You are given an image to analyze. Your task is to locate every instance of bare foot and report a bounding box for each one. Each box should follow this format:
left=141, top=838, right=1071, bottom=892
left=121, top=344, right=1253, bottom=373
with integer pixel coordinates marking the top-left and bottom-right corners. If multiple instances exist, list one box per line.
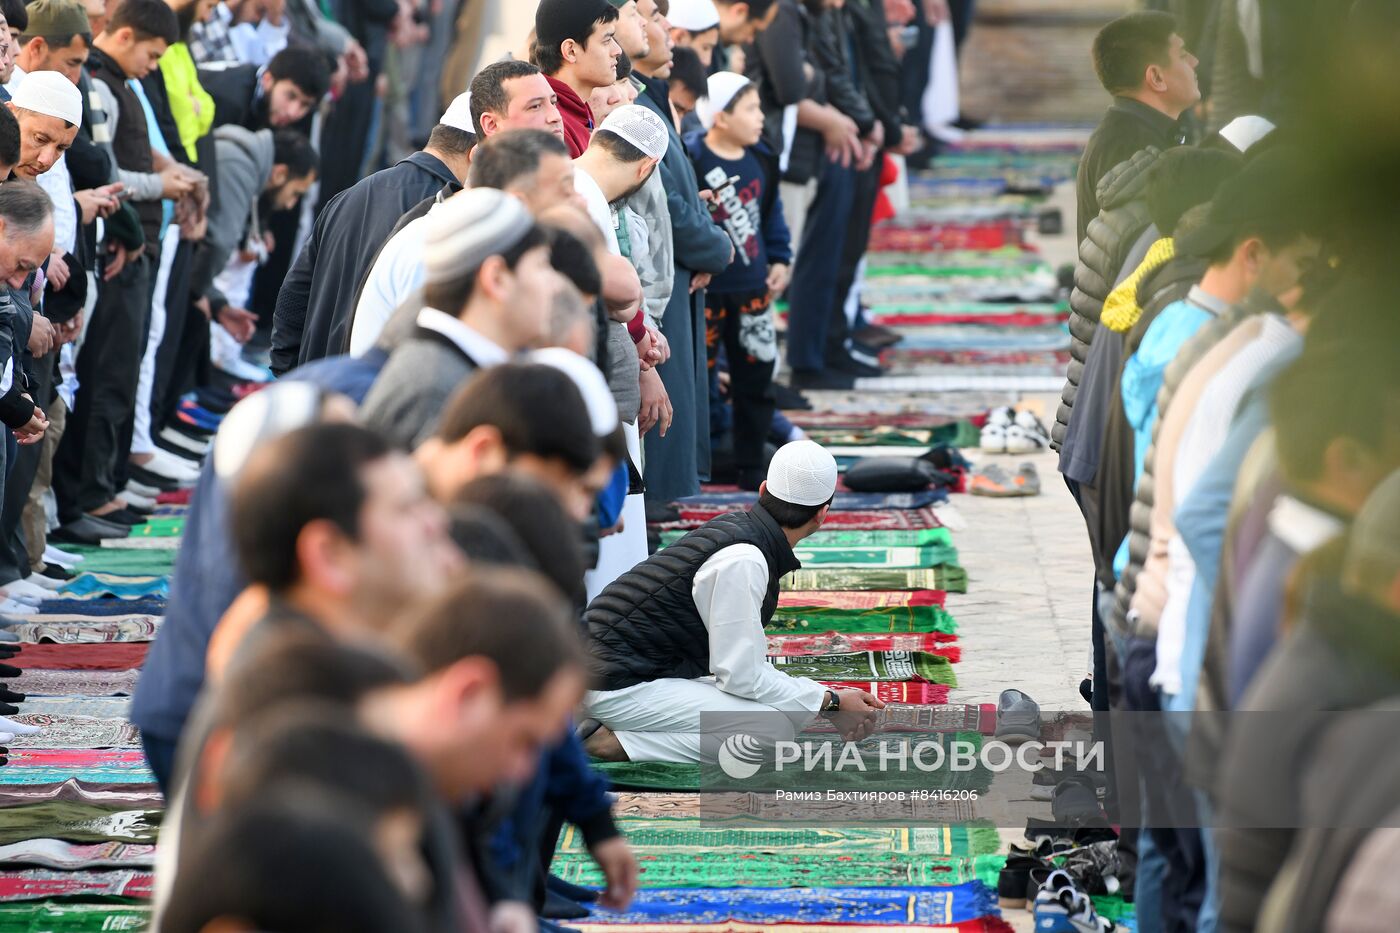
left=89, top=500, right=125, bottom=517
left=583, top=725, right=629, bottom=762
left=129, top=452, right=154, bottom=468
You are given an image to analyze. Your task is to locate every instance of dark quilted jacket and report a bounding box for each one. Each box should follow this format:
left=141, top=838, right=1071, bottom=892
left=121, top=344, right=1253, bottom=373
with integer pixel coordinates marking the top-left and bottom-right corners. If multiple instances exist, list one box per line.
left=585, top=504, right=800, bottom=691
left=1052, top=146, right=1162, bottom=450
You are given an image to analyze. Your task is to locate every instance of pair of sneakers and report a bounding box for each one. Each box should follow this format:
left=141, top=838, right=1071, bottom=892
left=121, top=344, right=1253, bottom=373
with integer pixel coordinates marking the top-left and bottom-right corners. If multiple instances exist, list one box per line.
left=1031, top=868, right=1116, bottom=932
left=981, top=406, right=1051, bottom=454
left=969, top=462, right=1041, bottom=497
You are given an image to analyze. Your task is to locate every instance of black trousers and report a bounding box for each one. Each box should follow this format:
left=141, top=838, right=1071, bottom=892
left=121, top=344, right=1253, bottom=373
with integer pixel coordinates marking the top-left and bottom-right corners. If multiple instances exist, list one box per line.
left=316, top=77, right=378, bottom=212
left=151, top=240, right=206, bottom=435
left=705, top=288, right=777, bottom=473
left=54, top=255, right=151, bottom=522
left=824, top=160, right=882, bottom=364
left=0, top=358, right=55, bottom=584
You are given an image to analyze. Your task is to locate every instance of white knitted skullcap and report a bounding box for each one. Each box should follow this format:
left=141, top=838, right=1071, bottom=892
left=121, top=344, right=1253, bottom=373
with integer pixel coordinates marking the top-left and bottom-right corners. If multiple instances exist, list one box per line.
left=10, top=71, right=82, bottom=128
left=439, top=91, right=474, bottom=133
left=528, top=347, right=619, bottom=436
left=696, top=71, right=752, bottom=130
left=213, top=382, right=326, bottom=480
left=766, top=440, right=837, bottom=507
left=667, top=0, right=719, bottom=31
left=596, top=104, right=669, bottom=160
left=1217, top=115, right=1275, bottom=153
left=421, top=188, right=535, bottom=285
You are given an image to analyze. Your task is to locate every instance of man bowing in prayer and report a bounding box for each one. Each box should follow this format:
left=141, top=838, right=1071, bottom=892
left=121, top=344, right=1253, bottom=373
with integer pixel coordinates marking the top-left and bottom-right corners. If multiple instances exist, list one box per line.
left=581, top=441, right=884, bottom=763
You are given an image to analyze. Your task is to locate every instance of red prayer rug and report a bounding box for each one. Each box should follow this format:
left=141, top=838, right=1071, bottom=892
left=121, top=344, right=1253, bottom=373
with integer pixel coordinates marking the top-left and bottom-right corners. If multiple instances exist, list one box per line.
left=11, top=644, right=150, bottom=671
left=778, top=590, right=946, bottom=609
left=768, top=634, right=960, bottom=660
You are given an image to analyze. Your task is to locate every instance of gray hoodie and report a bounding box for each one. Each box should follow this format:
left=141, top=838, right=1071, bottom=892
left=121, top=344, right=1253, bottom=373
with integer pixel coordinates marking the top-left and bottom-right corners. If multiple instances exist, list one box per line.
left=194, top=124, right=274, bottom=310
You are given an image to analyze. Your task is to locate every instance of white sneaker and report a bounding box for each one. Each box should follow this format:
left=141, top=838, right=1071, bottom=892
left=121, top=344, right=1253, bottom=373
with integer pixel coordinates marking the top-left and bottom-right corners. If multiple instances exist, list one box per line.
left=1006, top=411, right=1050, bottom=454
left=140, top=451, right=200, bottom=485
left=43, top=544, right=83, bottom=569
left=159, top=427, right=211, bottom=456
left=980, top=422, right=1007, bottom=453
left=19, top=574, right=65, bottom=592
left=0, top=599, right=36, bottom=616
left=0, top=716, right=39, bottom=735
left=3, top=581, right=50, bottom=604
left=0, top=733, right=14, bottom=745
left=122, top=491, right=157, bottom=510
left=125, top=480, right=164, bottom=500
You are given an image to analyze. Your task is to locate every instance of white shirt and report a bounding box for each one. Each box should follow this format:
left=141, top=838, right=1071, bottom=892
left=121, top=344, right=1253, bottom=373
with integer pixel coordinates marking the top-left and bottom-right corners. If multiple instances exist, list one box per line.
left=692, top=544, right=828, bottom=713
left=573, top=168, right=620, bottom=255
left=350, top=208, right=437, bottom=356
left=415, top=306, right=509, bottom=367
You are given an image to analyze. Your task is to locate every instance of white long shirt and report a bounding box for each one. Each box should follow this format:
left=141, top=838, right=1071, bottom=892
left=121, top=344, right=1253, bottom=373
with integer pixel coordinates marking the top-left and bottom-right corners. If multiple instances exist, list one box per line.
left=692, top=544, right=827, bottom=712
left=350, top=209, right=435, bottom=356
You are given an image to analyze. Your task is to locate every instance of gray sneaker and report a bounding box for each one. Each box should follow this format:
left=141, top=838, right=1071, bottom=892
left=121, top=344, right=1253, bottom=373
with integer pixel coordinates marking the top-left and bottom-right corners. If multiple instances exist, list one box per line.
left=995, top=688, right=1042, bottom=743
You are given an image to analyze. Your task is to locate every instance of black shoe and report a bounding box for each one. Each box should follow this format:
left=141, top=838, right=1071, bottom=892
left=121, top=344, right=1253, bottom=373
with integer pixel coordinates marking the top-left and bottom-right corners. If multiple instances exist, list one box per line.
left=0, top=664, right=20, bottom=678
left=37, top=564, right=74, bottom=582
left=546, top=874, right=599, bottom=905
left=789, top=369, right=855, bottom=391
left=852, top=324, right=903, bottom=350
left=541, top=889, right=589, bottom=920
left=96, top=509, right=147, bottom=527
left=998, top=852, right=1049, bottom=909
left=829, top=353, right=885, bottom=379
left=52, top=515, right=129, bottom=545
left=127, top=464, right=180, bottom=493
left=952, top=114, right=985, bottom=131
left=771, top=383, right=812, bottom=411
left=0, top=688, right=24, bottom=703
left=0, top=703, right=15, bottom=715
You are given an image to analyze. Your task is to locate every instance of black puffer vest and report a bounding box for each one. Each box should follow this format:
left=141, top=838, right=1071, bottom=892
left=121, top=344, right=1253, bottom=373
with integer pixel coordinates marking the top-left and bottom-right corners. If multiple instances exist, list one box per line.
left=86, top=47, right=161, bottom=246
left=585, top=504, right=801, bottom=691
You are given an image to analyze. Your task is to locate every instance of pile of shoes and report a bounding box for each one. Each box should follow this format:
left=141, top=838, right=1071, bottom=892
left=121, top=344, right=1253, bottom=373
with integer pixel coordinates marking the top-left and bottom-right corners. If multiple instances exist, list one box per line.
left=980, top=405, right=1051, bottom=454
left=1027, top=868, right=1119, bottom=931
left=999, top=836, right=1129, bottom=930
left=969, top=462, right=1041, bottom=497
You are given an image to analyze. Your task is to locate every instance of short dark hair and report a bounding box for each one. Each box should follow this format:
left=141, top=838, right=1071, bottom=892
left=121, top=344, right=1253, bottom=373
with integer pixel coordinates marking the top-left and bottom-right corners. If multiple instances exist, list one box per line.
left=447, top=503, right=534, bottom=567
left=105, top=0, right=179, bottom=44
left=467, top=127, right=569, bottom=190
left=716, top=0, right=775, bottom=20
left=425, top=123, right=477, bottom=156
left=266, top=46, right=331, bottom=100
left=230, top=422, right=392, bottom=591
left=391, top=568, right=585, bottom=700
left=590, top=128, right=649, bottom=164
left=221, top=703, right=433, bottom=820
left=758, top=488, right=831, bottom=528
left=0, top=178, right=55, bottom=235
left=421, top=222, right=548, bottom=315
left=532, top=3, right=620, bottom=76
left=434, top=362, right=600, bottom=474
left=1145, top=147, right=1241, bottom=237
left=544, top=223, right=602, bottom=297
left=1, top=0, right=28, bottom=33
left=668, top=45, right=706, bottom=100
left=0, top=106, right=23, bottom=171
left=272, top=129, right=318, bottom=179
left=162, top=797, right=428, bottom=933
left=469, top=59, right=543, bottom=136
left=19, top=29, right=92, bottom=49
left=215, top=633, right=414, bottom=729
left=723, top=82, right=759, bottom=116
left=1091, top=11, right=1176, bottom=95
left=455, top=472, right=589, bottom=607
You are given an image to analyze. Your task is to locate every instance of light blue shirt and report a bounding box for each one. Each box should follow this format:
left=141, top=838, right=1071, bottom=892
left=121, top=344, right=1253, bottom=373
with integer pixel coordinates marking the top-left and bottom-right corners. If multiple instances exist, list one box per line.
left=129, top=78, right=176, bottom=236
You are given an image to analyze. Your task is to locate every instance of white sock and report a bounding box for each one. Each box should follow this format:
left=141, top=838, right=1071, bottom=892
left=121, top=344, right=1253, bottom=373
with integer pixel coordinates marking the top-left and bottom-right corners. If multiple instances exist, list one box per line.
left=0, top=716, right=38, bottom=735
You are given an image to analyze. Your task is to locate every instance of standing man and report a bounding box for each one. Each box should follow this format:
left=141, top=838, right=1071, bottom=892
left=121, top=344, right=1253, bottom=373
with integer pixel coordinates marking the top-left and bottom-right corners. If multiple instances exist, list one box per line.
left=269, top=95, right=476, bottom=374
left=582, top=441, right=885, bottom=763
left=468, top=59, right=564, bottom=142
left=531, top=0, right=620, bottom=157
left=1076, top=10, right=1196, bottom=243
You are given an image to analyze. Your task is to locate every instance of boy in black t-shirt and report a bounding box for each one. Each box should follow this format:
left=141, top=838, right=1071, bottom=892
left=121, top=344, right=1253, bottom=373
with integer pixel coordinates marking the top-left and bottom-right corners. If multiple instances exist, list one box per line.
left=685, top=72, right=792, bottom=489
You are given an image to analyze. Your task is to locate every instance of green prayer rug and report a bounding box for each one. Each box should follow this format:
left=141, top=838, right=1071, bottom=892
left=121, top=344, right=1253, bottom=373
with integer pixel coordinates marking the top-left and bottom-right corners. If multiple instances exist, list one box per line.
left=59, top=546, right=177, bottom=577
left=799, top=423, right=981, bottom=449
left=558, top=819, right=1003, bottom=858
left=0, top=901, right=149, bottom=931
left=123, top=517, right=185, bottom=538
left=781, top=566, right=968, bottom=593
left=552, top=849, right=1006, bottom=889
left=767, top=651, right=956, bottom=685
left=790, top=544, right=960, bottom=569
left=662, top=528, right=955, bottom=549
left=768, top=605, right=958, bottom=635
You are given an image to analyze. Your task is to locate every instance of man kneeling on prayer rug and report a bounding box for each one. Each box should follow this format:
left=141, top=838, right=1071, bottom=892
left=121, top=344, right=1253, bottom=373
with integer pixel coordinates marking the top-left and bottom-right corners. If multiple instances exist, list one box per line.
left=581, top=441, right=886, bottom=762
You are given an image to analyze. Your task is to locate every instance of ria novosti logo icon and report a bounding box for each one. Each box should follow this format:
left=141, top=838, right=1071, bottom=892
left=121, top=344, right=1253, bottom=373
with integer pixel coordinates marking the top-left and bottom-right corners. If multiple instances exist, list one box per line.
left=717, top=733, right=766, bottom=779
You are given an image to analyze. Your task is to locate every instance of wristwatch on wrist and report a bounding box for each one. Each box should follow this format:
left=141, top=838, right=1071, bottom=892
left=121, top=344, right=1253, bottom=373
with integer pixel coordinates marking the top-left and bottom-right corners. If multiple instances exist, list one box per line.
left=821, top=689, right=840, bottom=712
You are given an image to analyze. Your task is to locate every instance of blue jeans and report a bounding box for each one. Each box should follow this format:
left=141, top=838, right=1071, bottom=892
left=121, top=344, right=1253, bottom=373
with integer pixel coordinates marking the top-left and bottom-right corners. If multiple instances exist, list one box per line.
left=785, top=157, right=855, bottom=372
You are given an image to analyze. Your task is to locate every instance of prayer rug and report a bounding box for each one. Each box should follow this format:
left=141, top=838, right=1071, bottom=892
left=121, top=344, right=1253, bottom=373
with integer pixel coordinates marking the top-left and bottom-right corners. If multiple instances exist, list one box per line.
left=866, top=310, right=1065, bottom=328
left=784, top=411, right=970, bottom=429
left=663, top=508, right=943, bottom=532
left=17, top=698, right=132, bottom=719
left=878, top=347, right=1070, bottom=369
left=565, top=883, right=1004, bottom=929
left=572, top=921, right=1012, bottom=933
left=777, top=590, right=946, bottom=609
left=0, top=839, right=156, bottom=869
left=675, top=490, right=948, bottom=511
left=797, top=426, right=979, bottom=449
left=820, top=681, right=950, bottom=704
left=558, top=820, right=1003, bottom=858
left=34, top=599, right=167, bottom=617
left=0, top=901, right=149, bottom=930
left=5, top=619, right=160, bottom=644
left=767, top=650, right=956, bottom=685
left=0, top=803, right=161, bottom=844
left=0, top=751, right=154, bottom=786
left=7, top=669, right=140, bottom=697
left=54, top=577, right=169, bottom=599
left=47, top=547, right=175, bottom=577
left=867, top=219, right=1020, bottom=252
left=610, top=792, right=979, bottom=824
left=664, top=528, right=955, bottom=549
left=7, top=716, right=141, bottom=749
left=553, top=851, right=1004, bottom=888
left=11, top=644, right=149, bottom=671
left=780, top=567, right=969, bottom=593
left=121, top=517, right=184, bottom=538
left=97, top=537, right=177, bottom=550
left=767, top=634, right=959, bottom=659
left=788, top=546, right=961, bottom=569
left=0, top=870, right=152, bottom=901
left=854, top=374, right=1067, bottom=394
left=769, top=604, right=958, bottom=635
left=0, top=781, right=162, bottom=809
